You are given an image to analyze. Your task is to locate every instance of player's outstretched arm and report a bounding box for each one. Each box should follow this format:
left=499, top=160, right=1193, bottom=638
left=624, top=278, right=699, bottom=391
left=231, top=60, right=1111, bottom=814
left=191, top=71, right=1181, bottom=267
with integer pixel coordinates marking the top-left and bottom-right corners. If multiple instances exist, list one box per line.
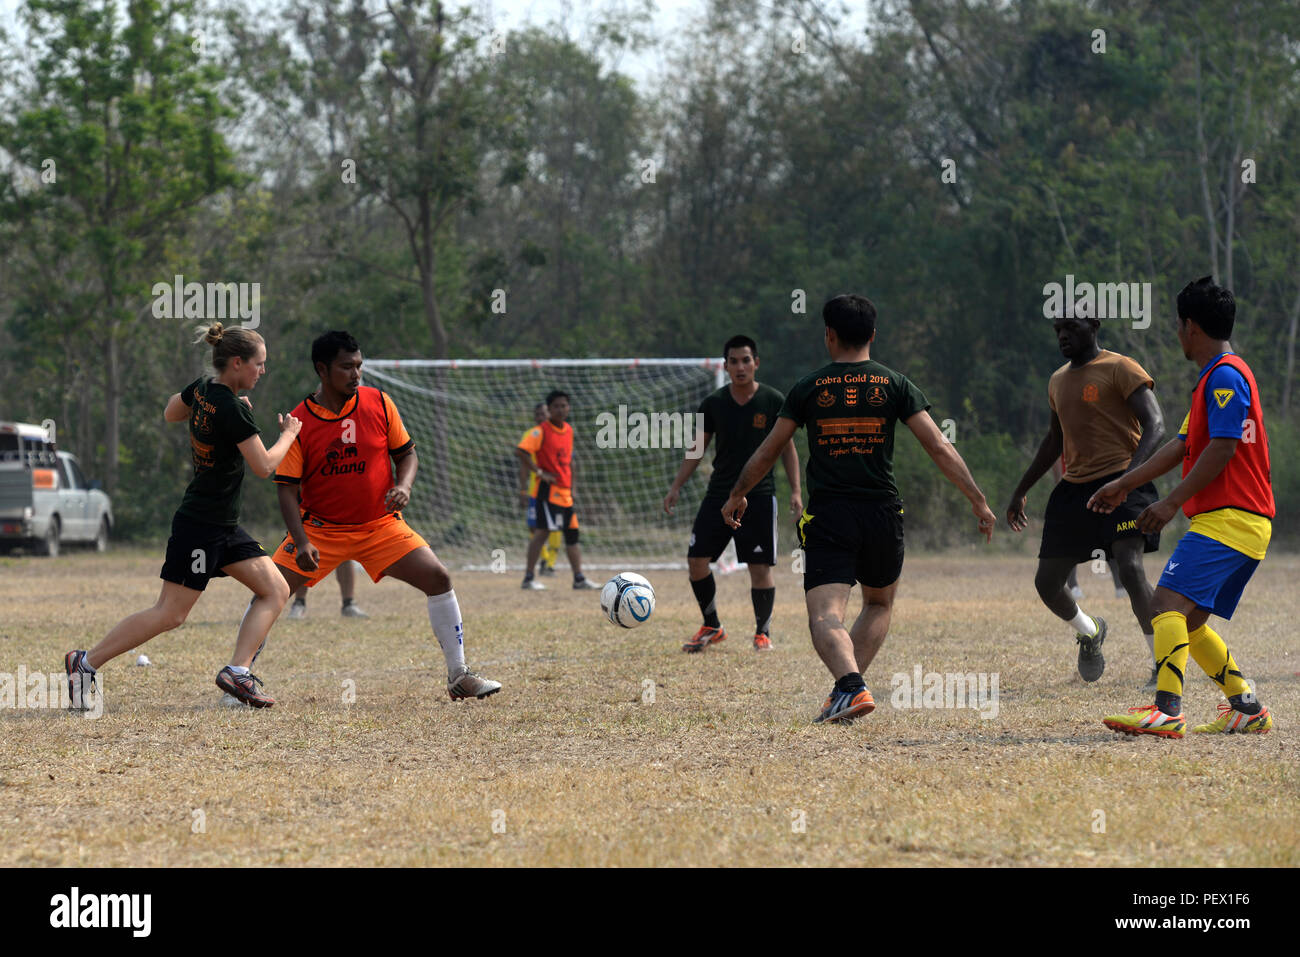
left=1131, top=437, right=1236, bottom=533
left=163, top=392, right=190, bottom=423
left=1005, top=412, right=1063, bottom=531
left=905, top=410, right=996, bottom=541
left=237, top=413, right=302, bottom=479
left=1087, top=437, right=1185, bottom=513
left=723, top=418, right=796, bottom=528
left=664, top=432, right=712, bottom=514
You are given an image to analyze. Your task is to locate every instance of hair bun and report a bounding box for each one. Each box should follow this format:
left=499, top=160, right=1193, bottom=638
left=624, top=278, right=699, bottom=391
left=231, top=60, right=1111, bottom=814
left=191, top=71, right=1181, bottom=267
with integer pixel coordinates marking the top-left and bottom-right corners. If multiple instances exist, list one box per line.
left=204, top=322, right=225, bottom=346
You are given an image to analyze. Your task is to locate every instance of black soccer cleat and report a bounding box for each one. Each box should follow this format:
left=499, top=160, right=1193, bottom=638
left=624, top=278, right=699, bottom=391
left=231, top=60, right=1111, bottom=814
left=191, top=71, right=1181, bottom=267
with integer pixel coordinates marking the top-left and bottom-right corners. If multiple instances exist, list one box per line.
left=1075, top=615, right=1107, bottom=682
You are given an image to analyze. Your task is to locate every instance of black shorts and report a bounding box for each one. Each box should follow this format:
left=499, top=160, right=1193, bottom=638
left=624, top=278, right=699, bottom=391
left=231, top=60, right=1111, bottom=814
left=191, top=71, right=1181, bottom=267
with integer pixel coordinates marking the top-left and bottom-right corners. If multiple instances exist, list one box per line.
left=797, top=496, right=904, bottom=591
left=160, top=512, right=267, bottom=591
left=1038, top=471, right=1161, bottom=562
left=689, top=494, right=777, bottom=566
left=538, top=498, right=580, bottom=546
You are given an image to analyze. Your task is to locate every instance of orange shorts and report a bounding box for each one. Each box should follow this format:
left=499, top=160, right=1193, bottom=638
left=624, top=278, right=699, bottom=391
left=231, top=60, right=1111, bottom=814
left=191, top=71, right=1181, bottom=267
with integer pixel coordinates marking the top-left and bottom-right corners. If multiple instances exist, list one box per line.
left=272, top=513, right=429, bottom=587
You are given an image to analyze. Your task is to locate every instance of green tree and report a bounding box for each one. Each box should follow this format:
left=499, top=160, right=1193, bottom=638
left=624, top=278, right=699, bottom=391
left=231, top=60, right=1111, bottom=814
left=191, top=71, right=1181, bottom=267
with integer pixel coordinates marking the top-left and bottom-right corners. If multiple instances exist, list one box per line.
left=0, top=0, right=240, bottom=493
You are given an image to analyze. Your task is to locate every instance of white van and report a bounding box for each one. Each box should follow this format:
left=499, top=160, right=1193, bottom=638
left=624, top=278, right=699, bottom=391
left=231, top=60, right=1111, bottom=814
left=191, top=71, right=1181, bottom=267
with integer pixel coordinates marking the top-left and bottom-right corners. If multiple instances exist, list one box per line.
left=0, top=421, right=113, bottom=556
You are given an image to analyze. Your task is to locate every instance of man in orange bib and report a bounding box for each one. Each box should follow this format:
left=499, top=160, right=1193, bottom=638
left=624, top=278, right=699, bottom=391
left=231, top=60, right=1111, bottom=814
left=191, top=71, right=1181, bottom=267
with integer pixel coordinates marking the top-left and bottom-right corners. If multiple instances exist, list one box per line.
left=270, top=331, right=500, bottom=701
left=515, top=389, right=600, bottom=590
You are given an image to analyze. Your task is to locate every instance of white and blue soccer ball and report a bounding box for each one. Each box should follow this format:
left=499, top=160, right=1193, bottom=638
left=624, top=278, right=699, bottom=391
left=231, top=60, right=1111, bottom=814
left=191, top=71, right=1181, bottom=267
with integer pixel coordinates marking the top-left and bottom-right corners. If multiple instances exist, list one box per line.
left=601, top=572, right=656, bottom=628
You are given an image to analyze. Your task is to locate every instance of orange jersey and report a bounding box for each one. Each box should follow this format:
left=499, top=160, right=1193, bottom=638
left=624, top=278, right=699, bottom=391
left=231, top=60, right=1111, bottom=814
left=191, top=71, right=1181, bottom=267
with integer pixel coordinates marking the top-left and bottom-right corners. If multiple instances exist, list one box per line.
left=517, top=420, right=573, bottom=507
left=274, top=387, right=413, bottom=524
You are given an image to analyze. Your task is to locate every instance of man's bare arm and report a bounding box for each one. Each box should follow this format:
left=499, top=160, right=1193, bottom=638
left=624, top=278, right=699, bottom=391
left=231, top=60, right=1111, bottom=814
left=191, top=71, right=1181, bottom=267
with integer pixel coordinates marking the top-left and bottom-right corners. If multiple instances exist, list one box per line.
left=664, top=433, right=713, bottom=514
left=780, top=438, right=802, bottom=513
left=1126, top=385, right=1166, bottom=470
left=906, top=410, right=996, bottom=540
left=386, top=448, right=418, bottom=512
left=730, top=419, right=797, bottom=501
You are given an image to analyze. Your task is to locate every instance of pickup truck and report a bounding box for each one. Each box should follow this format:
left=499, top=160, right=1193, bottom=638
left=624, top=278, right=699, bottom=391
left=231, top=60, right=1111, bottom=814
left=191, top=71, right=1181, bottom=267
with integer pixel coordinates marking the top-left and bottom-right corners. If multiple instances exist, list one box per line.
left=0, top=421, right=113, bottom=556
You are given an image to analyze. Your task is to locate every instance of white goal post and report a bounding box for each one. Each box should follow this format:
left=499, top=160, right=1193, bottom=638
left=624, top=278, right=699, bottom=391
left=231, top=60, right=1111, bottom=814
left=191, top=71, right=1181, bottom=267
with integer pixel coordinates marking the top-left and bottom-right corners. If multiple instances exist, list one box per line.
left=363, top=358, right=727, bottom=569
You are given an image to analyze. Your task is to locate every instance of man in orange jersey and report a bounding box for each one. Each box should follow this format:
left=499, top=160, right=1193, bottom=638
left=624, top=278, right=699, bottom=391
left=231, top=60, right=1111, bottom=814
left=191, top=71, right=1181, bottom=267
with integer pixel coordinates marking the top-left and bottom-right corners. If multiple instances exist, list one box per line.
left=518, top=400, right=561, bottom=576
left=268, top=331, right=500, bottom=701
left=514, top=389, right=601, bottom=590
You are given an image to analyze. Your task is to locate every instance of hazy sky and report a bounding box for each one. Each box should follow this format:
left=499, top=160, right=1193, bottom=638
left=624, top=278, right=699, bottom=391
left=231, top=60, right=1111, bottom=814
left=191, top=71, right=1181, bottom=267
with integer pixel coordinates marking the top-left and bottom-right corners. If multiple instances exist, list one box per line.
left=0, top=0, right=713, bottom=90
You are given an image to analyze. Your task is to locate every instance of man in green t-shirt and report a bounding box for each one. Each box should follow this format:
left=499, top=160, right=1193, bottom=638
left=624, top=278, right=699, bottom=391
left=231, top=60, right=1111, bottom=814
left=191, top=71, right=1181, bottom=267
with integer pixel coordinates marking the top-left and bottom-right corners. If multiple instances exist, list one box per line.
left=723, top=295, right=997, bottom=724
left=664, top=335, right=802, bottom=652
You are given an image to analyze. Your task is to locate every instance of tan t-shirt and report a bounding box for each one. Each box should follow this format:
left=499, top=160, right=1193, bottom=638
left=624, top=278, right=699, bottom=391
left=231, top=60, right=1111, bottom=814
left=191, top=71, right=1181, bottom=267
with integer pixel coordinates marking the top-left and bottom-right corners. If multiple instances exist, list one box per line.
left=1048, top=350, right=1154, bottom=483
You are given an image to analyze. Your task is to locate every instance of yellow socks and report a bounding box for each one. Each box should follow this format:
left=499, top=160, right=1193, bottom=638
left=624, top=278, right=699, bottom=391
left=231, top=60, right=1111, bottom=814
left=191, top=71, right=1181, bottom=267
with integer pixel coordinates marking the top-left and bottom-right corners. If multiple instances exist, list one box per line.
left=1152, top=610, right=1190, bottom=712
left=1188, top=622, right=1251, bottom=698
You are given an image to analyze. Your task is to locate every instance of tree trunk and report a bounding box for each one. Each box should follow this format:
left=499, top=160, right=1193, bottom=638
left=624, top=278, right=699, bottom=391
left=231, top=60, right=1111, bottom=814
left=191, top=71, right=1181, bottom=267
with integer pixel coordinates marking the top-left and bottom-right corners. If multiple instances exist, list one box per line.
left=1194, top=49, right=1220, bottom=280
left=418, top=192, right=451, bottom=524
left=1283, top=279, right=1300, bottom=415
left=77, top=365, right=91, bottom=465
left=105, top=327, right=121, bottom=492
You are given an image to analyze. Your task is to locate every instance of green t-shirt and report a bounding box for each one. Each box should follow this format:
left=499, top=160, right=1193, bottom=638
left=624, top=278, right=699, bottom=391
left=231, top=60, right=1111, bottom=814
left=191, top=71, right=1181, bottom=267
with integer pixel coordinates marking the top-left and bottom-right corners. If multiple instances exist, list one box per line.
left=779, top=359, right=929, bottom=501
left=699, top=382, right=786, bottom=498
left=176, top=377, right=260, bottom=526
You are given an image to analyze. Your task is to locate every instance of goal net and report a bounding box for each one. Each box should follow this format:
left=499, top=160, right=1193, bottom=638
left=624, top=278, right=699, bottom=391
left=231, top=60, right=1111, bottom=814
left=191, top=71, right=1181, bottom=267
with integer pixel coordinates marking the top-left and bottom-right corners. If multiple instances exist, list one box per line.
left=363, top=358, right=726, bottom=570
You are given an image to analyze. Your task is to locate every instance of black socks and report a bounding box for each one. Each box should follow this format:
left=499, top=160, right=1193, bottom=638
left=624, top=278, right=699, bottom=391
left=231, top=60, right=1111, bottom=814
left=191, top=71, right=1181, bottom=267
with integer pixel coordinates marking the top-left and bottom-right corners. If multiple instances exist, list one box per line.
left=751, top=587, right=775, bottom=636
left=690, top=574, right=721, bottom=628
left=835, top=673, right=866, bottom=694
left=1229, top=693, right=1262, bottom=716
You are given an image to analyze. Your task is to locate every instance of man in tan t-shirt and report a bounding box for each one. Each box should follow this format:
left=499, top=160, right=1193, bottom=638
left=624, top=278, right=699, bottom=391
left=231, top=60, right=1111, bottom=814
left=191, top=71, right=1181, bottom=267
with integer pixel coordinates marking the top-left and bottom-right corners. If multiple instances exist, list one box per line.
left=1006, top=315, right=1165, bottom=689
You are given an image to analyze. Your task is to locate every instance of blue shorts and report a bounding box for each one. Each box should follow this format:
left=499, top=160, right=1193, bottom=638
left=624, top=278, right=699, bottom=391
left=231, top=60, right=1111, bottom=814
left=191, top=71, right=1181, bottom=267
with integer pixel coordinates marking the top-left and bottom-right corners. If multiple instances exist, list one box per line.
left=526, top=496, right=538, bottom=530
left=1156, top=532, right=1259, bottom=619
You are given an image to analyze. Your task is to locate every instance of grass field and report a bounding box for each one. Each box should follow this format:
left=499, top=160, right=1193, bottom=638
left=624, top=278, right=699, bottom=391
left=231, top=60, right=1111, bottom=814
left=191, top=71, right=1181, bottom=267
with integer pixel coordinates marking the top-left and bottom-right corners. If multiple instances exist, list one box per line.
left=1, top=547, right=1297, bottom=867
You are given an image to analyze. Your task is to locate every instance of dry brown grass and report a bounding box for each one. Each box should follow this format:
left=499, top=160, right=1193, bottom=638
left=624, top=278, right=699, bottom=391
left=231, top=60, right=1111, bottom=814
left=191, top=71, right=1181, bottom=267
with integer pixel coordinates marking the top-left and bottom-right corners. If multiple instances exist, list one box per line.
left=1, top=546, right=1297, bottom=867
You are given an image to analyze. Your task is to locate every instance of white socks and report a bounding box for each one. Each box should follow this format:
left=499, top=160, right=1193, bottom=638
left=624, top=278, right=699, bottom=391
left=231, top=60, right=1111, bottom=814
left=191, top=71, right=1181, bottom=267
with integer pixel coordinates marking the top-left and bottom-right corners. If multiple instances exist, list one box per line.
left=1068, top=608, right=1097, bottom=637
left=427, top=590, right=467, bottom=677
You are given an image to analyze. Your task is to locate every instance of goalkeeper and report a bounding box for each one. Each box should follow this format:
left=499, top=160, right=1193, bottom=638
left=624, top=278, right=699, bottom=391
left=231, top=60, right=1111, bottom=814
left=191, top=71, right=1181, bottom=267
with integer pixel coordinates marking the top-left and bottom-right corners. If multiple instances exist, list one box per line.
left=518, top=400, right=562, bottom=576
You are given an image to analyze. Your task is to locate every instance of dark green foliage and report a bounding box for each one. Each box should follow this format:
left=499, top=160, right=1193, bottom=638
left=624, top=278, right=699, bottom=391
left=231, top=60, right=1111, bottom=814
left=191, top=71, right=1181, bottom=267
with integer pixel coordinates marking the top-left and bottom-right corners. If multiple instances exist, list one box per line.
left=3, top=0, right=1298, bottom=546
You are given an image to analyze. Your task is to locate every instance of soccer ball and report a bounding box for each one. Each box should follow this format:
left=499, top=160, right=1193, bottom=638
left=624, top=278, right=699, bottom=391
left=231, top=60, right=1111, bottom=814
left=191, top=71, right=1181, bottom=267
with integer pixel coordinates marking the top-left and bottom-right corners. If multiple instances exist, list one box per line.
left=601, top=572, right=656, bottom=628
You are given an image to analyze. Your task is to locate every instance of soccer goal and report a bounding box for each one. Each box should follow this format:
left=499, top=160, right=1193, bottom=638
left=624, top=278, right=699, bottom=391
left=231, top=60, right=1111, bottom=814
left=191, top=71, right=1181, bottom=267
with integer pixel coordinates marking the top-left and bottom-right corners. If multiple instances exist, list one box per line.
left=364, top=358, right=726, bottom=570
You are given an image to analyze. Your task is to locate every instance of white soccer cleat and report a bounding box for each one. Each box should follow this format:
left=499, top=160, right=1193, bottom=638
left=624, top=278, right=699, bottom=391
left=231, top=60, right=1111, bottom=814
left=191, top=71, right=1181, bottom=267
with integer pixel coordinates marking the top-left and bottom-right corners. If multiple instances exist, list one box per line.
left=341, top=601, right=369, bottom=618
left=521, top=578, right=545, bottom=590
left=287, top=600, right=307, bottom=620
left=447, top=666, right=501, bottom=701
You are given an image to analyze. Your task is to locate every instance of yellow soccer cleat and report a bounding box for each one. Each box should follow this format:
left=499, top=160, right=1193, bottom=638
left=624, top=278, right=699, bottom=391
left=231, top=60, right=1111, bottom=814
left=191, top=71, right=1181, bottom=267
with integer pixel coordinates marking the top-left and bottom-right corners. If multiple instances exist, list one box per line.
left=1103, top=704, right=1186, bottom=739
left=1192, top=702, right=1272, bottom=734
